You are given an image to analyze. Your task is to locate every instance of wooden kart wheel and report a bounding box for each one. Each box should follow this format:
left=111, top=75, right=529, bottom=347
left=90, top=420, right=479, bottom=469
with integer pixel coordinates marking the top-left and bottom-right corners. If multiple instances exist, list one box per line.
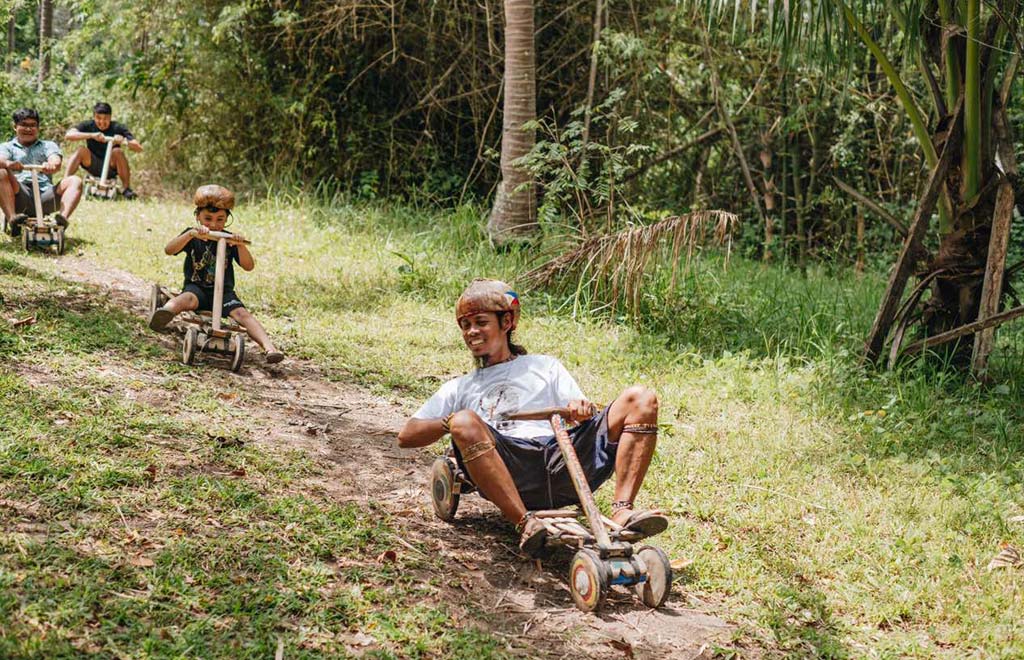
left=634, top=545, right=673, bottom=608
left=230, top=334, right=245, bottom=373
left=429, top=456, right=460, bottom=522
left=1, top=215, right=7, bottom=236
left=55, top=229, right=65, bottom=255
left=182, top=328, right=198, bottom=365
left=21, top=226, right=31, bottom=251
left=568, top=548, right=609, bottom=612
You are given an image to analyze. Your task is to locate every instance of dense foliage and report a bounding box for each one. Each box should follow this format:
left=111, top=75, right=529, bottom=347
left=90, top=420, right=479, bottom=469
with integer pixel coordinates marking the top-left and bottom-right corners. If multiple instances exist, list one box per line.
left=1, top=0, right=1021, bottom=265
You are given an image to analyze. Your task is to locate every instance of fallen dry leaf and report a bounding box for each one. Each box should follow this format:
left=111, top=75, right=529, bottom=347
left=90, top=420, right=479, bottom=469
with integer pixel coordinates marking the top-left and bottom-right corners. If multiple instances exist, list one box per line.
left=987, top=544, right=1022, bottom=572
left=10, top=314, right=37, bottom=328
left=229, top=468, right=247, bottom=478
left=143, top=464, right=158, bottom=482
left=1008, top=515, right=1024, bottom=524
left=129, top=556, right=155, bottom=568
left=216, top=392, right=238, bottom=401
left=376, top=550, right=397, bottom=563
left=607, top=638, right=634, bottom=658
left=670, top=557, right=694, bottom=571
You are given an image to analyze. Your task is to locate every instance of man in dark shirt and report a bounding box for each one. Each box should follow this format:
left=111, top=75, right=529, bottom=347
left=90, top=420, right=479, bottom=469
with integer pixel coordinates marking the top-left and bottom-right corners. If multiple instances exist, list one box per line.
left=64, top=102, right=143, bottom=200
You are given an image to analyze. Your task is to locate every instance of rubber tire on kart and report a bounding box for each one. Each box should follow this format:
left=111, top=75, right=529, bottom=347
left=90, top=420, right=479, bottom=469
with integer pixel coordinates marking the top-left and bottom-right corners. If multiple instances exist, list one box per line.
left=55, top=229, right=65, bottom=255
left=1, top=216, right=7, bottom=236
left=568, top=548, right=609, bottom=613
left=429, top=456, right=460, bottom=522
left=182, top=328, right=198, bottom=366
left=230, top=334, right=245, bottom=373
left=634, top=545, right=673, bottom=608
left=21, top=226, right=31, bottom=251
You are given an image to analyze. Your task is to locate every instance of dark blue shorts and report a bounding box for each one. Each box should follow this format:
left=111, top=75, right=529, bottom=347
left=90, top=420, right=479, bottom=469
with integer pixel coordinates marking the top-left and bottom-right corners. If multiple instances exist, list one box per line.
left=183, top=283, right=245, bottom=318
left=452, top=406, right=618, bottom=510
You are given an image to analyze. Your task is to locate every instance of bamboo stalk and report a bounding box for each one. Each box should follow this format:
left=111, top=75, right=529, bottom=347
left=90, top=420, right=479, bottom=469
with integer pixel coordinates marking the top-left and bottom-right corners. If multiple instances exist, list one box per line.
left=964, top=0, right=981, bottom=200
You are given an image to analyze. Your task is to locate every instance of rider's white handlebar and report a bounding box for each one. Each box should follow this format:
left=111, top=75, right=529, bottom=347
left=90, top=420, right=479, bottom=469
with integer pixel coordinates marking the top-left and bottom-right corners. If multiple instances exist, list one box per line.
left=193, top=230, right=252, bottom=245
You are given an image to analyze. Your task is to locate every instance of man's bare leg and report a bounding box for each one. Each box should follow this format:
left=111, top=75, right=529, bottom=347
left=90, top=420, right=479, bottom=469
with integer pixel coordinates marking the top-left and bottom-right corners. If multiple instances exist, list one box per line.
left=605, top=385, right=660, bottom=526
left=57, top=176, right=83, bottom=219
left=448, top=409, right=527, bottom=525
left=110, top=148, right=131, bottom=189
left=0, top=171, right=17, bottom=220
left=64, top=146, right=91, bottom=178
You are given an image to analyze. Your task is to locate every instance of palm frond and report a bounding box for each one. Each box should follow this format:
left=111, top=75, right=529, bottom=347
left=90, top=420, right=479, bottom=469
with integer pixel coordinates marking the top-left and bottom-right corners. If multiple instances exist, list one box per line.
left=523, top=211, right=739, bottom=316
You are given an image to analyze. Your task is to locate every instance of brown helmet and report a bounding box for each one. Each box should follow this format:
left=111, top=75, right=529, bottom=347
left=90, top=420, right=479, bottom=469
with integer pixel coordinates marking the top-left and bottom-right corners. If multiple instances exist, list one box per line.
left=193, top=184, right=235, bottom=211
left=456, top=279, right=520, bottom=330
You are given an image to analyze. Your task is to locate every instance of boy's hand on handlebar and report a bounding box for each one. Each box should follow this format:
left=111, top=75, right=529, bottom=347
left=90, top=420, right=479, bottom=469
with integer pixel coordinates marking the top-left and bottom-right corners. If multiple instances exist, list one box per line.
left=93, top=132, right=106, bottom=142
left=193, top=226, right=211, bottom=237
left=41, top=162, right=59, bottom=175
left=7, top=161, right=23, bottom=172
left=567, top=399, right=597, bottom=422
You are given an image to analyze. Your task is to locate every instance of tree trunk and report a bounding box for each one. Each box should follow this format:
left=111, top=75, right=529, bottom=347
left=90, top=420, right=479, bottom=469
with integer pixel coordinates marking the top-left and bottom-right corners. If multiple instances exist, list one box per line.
left=38, top=0, right=53, bottom=88
left=6, top=16, right=14, bottom=74
left=487, top=0, right=536, bottom=245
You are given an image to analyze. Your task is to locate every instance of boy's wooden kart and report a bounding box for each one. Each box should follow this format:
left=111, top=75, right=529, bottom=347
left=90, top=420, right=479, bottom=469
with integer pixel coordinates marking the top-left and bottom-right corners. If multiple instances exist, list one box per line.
left=2, top=164, right=65, bottom=255
left=83, top=135, right=121, bottom=200
left=148, top=230, right=249, bottom=373
left=430, top=408, right=673, bottom=613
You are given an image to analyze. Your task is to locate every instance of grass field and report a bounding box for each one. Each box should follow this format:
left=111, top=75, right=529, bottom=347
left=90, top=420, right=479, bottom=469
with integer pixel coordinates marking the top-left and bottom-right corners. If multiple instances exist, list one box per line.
left=5, top=194, right=1024, bottom=657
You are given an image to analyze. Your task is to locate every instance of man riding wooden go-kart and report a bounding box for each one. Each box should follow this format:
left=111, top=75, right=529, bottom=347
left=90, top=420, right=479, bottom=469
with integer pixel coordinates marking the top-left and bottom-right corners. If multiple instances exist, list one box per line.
left=397, top=279, right=671, bottom=610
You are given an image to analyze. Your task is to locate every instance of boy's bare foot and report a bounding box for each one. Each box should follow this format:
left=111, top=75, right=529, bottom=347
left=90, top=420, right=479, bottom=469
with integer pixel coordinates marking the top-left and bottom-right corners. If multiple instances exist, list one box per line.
left=611, top=508, right=669, bottom=537
left=265, top=350, right=284, bottom=364
left=148, top=307, right=175, bottom=332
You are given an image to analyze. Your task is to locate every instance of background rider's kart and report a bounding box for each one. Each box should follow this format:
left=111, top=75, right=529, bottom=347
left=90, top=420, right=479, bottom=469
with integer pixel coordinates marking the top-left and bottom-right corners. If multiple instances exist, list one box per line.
left=83, top=134, right=123, bottom=200
left=149, top=231, right=250, bottom=373
left=4, top=164, right=66, bottom=255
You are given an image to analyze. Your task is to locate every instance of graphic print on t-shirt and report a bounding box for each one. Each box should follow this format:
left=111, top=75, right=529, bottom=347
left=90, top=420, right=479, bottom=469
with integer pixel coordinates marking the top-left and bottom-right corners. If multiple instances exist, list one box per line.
left=478, top=382, right=528, bottom=433
left=190, top=244, right=218, bottom=285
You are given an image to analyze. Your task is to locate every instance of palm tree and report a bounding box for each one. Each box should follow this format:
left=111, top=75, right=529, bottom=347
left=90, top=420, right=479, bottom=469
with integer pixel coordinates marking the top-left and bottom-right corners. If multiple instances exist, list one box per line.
left=487, top=0, right=537, bottom=245
left=38, top=0, right=52, bottom=87
left=692, top=1, right=1023, bottom=375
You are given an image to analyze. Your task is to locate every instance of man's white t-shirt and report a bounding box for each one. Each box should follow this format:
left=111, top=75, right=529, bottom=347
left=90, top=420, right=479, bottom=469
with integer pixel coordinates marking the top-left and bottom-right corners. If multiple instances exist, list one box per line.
left=413, top=354, right=585, bottom=439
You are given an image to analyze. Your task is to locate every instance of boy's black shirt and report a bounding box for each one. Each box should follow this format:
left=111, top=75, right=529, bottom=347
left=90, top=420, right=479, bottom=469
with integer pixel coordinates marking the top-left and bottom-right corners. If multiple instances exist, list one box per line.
left=74, top=119, right=136, bottom=162
left=175, top=228, right=240, bottom=291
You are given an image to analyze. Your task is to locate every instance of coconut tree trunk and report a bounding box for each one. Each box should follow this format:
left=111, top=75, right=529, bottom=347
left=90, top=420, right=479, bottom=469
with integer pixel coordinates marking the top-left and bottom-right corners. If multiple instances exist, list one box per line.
left=6, top=16, right=14, bottom=73
left=38, top=0, right=53, bottom=88
left=487, top=0, right=537, bottom=245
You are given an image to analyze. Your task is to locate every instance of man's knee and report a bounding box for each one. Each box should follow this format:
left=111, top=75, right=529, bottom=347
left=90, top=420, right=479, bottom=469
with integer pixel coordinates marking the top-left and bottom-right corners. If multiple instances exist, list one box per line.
left=449, top=410, right=496, bottom=461
left=622, top=385, right=658, bottom=415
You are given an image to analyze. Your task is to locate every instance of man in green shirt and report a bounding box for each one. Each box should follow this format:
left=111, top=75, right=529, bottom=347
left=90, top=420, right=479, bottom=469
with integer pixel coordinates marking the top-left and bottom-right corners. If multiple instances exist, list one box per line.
left=0, top=108, right=83, bottom=236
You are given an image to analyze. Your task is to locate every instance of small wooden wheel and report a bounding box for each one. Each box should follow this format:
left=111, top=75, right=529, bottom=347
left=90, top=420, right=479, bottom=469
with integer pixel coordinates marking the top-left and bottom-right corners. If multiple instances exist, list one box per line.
left=429, top=456, right=460, bottom=522
left=1, top=215, right=7, bottom=236
left=569, top=549, right=608, bottom=612
left=21, top=226, right=30, bottom=251
left=182, top=328, right=198, bottom=365
left=230, top=334, right=245, bottom=373
left=634, top=545, right=673, bottom=608
left=55, top=229, right=65, bottom=255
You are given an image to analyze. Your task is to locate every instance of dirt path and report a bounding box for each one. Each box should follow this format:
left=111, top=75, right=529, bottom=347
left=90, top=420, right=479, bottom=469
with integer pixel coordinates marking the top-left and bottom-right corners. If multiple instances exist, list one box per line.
left=39, top=256, right=740, bottom=659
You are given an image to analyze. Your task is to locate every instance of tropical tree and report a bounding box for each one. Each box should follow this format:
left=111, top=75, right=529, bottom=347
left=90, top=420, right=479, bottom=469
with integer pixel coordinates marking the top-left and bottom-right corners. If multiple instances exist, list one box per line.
left=487, top=0, right=537, bottom=245
left=692, top=0, right=1023, bottom=375
left=37, top=0, right=51, bottom=86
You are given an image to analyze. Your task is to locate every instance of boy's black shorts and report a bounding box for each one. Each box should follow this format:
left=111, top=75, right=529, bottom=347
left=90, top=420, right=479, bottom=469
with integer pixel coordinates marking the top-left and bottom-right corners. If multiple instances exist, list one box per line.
left=83, top=154, right=118, bottom=179
left=14, top=184, right=58, bottom=216
left=183, top=283, right=245, bottom=318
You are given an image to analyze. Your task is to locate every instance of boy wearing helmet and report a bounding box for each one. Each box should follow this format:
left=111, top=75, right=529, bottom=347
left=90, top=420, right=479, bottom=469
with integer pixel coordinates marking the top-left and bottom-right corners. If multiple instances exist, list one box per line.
left=147, top=185, right=284, bottom=364
left=398, top=279, right=666, bottom=557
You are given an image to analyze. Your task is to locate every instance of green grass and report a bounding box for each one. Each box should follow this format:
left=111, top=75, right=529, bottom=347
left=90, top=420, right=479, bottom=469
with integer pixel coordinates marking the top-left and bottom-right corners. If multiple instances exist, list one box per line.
left=0, top=256, right=509, bottom=658
left=6, top=194, right=1024, bottom=657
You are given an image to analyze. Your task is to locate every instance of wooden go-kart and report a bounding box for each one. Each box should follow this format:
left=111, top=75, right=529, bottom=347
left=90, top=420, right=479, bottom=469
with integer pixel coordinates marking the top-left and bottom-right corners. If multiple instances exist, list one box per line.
left=149, top=231, right=249, bottom=372
left=4, top=164, right=65, bottom=255
left=83, top=134, right=122, bottom=200
left=430, top=407, right=673, bottom=613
